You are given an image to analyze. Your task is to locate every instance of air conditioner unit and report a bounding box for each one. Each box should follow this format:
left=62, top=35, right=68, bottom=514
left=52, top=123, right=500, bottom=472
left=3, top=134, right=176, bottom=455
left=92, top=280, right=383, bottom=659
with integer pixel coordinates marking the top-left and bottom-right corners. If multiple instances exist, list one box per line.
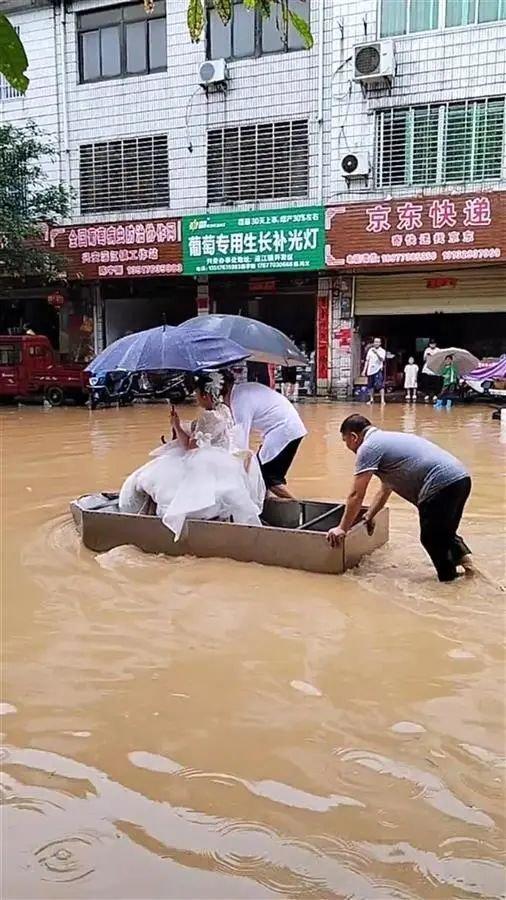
left=340, top=150, right=370, bottom=178
left=353, top=40, right=395, bottom=83
left=199, top=58, right=228, bottom=87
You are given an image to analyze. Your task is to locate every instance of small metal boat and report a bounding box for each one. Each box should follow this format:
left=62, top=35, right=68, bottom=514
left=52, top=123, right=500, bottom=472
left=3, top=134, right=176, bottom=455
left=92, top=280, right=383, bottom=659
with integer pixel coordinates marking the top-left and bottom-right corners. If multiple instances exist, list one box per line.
left=70, top=495, right=389, bottom=575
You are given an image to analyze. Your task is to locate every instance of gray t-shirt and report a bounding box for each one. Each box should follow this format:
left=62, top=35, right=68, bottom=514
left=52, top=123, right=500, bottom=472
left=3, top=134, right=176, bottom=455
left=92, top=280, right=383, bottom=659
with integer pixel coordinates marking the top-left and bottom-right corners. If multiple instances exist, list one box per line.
left=355, top=428, right=468, bottom=506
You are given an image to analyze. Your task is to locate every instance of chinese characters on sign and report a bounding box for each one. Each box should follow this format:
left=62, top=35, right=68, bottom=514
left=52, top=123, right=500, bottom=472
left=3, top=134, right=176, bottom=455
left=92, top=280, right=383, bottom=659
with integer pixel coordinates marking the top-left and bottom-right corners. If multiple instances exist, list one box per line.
left=41, top=218, right=183, bottom=279
left=183, top=208, right=325, bottom=275
left=325, top=193, right=505, bottom=270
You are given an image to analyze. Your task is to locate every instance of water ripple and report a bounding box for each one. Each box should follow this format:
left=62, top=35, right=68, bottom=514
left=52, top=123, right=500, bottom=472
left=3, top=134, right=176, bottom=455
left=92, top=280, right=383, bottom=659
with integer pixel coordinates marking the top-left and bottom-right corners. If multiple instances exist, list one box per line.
left=337, top=749, right=495, bottom=829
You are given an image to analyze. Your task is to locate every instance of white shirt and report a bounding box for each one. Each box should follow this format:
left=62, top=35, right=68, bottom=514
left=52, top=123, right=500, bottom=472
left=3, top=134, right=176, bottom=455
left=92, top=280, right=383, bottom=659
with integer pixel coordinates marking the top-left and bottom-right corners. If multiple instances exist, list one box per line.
left=230, top=382, right=307, bottom=464
left=422, top=346, right=438, bottom=375
left=403, top=363, right=419, bottom=388
left=364, top=346, right=386, bottom=376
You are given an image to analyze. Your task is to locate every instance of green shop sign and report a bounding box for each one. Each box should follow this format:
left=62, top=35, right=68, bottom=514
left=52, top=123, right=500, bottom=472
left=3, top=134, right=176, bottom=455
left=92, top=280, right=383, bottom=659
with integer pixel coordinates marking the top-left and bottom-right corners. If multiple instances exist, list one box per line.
left=183, top=206, right=325, bottom=275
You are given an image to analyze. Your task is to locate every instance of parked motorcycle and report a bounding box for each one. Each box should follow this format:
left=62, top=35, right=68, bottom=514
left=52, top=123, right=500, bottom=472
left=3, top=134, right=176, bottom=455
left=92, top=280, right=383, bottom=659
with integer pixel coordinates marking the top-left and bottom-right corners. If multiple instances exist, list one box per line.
left=88, top=370, right=135, bottom=409
left=89, top=370, right=193, bottom=409
left=133, top=371, right=192, bottom=404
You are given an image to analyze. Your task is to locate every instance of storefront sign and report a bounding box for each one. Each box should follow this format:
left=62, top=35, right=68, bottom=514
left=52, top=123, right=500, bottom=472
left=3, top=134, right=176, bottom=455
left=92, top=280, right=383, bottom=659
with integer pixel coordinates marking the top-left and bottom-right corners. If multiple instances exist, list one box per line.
left=40, top=218, right=183, bottom=279
left=325, top=192, right=506, bottom=270
left=183, top=207, right=325, bottom=275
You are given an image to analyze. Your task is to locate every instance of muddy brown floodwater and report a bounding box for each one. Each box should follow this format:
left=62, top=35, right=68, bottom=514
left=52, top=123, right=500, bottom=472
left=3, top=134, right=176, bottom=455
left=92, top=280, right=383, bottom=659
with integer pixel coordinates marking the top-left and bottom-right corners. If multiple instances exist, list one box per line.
left=1, top=401, right=505, bottom=899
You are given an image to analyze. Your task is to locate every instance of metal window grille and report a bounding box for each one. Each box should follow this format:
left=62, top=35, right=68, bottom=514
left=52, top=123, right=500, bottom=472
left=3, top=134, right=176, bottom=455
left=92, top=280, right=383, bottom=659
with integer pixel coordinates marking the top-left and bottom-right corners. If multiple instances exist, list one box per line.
left=0, top=146, right=28, bottom=213
left=207, top=120, right=309, bottom=204
left=0, top=27, right=23, bottom=100
left=376, top=98, right=505, bottom=188
left=79, top=134, right=170, bottom=213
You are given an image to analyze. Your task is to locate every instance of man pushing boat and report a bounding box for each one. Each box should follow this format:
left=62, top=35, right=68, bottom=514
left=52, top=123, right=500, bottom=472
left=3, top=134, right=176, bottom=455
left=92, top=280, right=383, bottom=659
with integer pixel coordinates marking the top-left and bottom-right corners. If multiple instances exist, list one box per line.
left=327, top=414, right=474, bottom=582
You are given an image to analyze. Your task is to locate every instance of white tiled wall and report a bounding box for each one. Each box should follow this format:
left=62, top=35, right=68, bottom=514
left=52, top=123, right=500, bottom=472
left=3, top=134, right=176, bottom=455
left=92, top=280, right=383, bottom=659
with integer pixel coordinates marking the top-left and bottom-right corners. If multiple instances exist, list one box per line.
left=0, top=6, right=61, bottom=183
left=1, top=0, right=505, bottom=224
left=328, top=0, right=506, bottom=203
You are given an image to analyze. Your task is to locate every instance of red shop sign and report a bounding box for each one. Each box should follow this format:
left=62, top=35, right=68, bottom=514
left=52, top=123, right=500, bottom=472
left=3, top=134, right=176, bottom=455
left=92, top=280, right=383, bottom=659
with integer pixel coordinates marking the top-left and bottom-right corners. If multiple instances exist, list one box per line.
left=39, top=218, right=183, bottom=280
left=325, top=192, right=506, bottom=271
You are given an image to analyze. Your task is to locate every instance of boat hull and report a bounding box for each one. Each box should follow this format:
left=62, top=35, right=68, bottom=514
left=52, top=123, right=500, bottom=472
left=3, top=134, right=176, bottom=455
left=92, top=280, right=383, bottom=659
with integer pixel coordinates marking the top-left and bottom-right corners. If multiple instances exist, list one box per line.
left=71, top=495, right=389, bottom=575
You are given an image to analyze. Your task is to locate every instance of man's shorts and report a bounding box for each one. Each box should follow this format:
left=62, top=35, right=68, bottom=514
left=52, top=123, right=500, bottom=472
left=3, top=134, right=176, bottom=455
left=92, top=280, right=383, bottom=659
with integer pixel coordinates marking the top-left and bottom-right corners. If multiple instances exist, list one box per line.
left=259, top=438, right=303, bottom=488
left=367, top=371, right=384, bottom=391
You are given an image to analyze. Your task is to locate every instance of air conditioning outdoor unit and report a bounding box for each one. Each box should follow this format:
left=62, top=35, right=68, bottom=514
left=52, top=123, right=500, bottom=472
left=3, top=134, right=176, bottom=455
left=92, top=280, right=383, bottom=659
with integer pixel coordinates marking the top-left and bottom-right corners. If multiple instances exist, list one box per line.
left=353, top=40, right=395, bottom=84
left=199, top=58, right=228, bottom=88
left=340, top=150, right=370, bottom=179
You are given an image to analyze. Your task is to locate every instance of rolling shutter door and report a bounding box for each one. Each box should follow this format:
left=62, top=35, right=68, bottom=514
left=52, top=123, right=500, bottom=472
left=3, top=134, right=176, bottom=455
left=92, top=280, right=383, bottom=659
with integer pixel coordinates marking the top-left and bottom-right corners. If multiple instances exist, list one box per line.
left=355, top=268, right=505, bottom=315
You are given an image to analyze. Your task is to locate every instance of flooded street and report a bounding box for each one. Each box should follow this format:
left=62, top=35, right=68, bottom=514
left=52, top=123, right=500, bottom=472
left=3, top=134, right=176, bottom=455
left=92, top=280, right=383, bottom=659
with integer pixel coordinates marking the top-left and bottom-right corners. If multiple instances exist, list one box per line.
left=2, top=401, right=505, bottom=899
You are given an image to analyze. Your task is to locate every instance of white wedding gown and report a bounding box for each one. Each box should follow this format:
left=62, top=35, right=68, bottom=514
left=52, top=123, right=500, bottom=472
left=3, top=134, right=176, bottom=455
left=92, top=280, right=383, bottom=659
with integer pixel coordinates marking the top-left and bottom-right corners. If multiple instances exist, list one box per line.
left=119, top=404, right=265, bottom=540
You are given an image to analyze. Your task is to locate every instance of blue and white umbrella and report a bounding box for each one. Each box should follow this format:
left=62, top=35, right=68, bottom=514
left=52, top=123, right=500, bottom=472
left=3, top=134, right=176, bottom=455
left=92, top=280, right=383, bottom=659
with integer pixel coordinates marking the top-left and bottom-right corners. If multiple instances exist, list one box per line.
left=178, top=315, right=307, bottom=366
left=86, top=325, right=249, bottom=375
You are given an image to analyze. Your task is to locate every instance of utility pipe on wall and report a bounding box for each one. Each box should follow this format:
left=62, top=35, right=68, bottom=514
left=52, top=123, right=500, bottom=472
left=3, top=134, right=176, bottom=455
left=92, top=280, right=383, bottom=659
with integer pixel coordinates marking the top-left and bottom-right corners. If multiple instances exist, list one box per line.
left=317, top=0, right=325, bottom=203
left=59, top=2, right=71, bottom=190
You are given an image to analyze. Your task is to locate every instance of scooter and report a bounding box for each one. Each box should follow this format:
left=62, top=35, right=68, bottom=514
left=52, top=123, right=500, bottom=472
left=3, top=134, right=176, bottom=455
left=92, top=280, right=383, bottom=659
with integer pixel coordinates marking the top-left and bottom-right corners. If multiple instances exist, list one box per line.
left=88, top=370, right=135, bottom=409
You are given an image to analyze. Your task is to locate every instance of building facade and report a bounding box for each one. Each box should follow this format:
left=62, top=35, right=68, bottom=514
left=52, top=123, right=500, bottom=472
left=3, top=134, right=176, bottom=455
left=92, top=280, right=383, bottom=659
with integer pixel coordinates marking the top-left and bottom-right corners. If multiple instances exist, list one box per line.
left=1, top=0, right=505, bottom=392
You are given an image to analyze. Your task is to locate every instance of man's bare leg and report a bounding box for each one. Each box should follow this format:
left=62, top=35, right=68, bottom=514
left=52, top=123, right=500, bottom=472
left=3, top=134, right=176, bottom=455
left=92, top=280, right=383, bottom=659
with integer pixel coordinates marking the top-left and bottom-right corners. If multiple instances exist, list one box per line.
left=270, top=483, right=297, bottom=501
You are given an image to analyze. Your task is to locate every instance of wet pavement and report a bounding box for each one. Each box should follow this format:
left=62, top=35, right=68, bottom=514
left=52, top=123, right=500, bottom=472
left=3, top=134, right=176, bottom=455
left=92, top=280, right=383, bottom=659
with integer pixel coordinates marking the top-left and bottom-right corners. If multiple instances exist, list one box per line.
left=2, top=401, right=505, bottom=899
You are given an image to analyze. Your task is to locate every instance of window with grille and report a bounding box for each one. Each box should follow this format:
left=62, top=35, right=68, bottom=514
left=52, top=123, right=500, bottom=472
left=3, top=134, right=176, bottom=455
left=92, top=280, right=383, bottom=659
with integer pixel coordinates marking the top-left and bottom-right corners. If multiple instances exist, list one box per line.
left=79, top=135, right=170, bottom=213
left=207, top=121, right=309, bottom=204
left=207, top=0, right=309, bottom=60
left=78, top=1, right=166, bottom=83
left=376, top=98, right=505, bottom=188
left=0, top=146, right=28, bottom=213
left=0, top=27, right=23, bottom=99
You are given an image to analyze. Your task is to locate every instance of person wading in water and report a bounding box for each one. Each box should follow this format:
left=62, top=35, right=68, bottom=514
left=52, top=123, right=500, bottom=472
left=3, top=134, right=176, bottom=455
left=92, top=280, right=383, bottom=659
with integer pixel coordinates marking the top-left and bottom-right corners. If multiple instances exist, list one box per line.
left=327, top=414, right=474, bottom=582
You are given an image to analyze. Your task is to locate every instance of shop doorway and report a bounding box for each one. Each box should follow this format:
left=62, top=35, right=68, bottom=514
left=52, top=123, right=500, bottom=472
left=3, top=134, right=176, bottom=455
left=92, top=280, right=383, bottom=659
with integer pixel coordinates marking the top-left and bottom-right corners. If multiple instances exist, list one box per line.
left=357, top=312, right=506, bottom=388
left=103, top=278, right=197, bottom=344
left=211, top=274, right=317, bottom=354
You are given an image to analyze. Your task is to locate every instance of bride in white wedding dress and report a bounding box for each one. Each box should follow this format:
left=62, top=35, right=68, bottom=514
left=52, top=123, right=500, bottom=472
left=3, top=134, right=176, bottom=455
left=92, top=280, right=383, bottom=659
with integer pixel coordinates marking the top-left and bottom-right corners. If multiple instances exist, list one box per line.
left=119, top=371, right=265, bottom=540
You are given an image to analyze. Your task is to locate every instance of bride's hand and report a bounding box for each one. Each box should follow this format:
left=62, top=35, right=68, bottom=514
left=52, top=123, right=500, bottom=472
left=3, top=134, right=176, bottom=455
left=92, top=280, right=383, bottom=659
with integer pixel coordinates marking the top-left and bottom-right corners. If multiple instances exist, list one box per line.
left=170, top=406, right=180, bottom=428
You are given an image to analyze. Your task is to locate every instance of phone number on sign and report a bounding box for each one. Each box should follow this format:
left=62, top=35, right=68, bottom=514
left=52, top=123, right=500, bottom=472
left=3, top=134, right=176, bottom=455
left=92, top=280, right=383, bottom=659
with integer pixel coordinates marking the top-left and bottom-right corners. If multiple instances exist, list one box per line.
left=97, top=263, right=183, bottom=276
left=345, top=247, right=501, bottom=265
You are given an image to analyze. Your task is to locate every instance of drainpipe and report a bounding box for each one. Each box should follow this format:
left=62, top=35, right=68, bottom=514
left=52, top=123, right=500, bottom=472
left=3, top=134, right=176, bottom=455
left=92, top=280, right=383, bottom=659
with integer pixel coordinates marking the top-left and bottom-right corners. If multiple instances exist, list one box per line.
left=316, top=0, right=325, bottom=203
left=59, top=2, right=71, bottom=190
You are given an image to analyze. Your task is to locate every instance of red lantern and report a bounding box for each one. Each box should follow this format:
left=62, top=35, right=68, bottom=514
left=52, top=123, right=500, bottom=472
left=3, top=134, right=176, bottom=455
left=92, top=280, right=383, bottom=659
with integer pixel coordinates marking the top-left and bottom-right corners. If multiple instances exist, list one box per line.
left=48, top=291, right=65, bottom=310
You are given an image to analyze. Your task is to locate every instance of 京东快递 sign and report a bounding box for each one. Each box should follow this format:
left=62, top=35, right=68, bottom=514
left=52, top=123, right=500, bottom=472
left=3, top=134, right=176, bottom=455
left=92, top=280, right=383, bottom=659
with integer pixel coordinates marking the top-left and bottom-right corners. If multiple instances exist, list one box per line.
left=183, top=207, right=325, bottom=275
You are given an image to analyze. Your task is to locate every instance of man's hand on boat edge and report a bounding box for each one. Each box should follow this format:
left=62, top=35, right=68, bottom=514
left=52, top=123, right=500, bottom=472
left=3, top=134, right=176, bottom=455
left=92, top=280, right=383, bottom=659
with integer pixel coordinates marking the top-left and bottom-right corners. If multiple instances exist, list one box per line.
left=327, top=514, right=376, bottom=548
